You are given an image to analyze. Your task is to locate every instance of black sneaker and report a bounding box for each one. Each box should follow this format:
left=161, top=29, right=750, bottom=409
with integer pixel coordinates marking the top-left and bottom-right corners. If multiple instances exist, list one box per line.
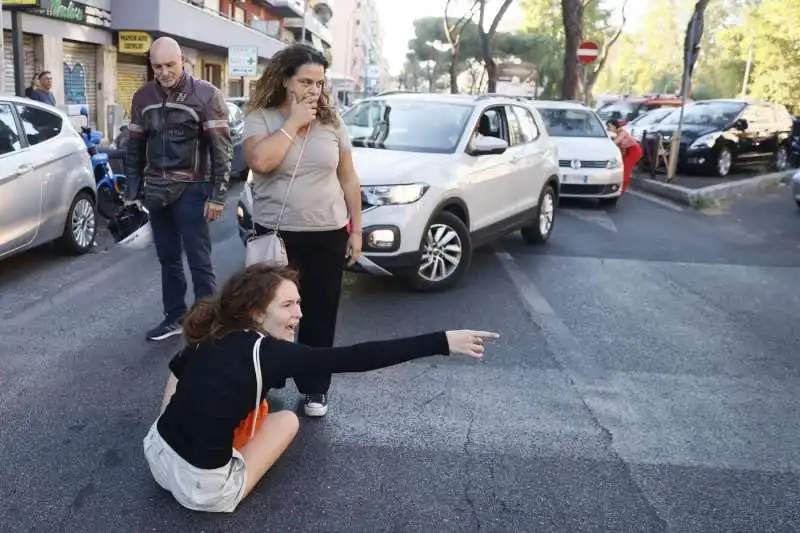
left=146, top=319, right=182, bottom=341
left=304, top=394, right=329, bottom=417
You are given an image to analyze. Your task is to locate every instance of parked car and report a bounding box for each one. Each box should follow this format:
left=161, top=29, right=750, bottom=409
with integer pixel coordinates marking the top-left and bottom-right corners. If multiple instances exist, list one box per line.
left=225, top=99, right=248, bottom=180
left=226, top=97, right=247, bottom=109
left=624, top=107, right=679, bottom=142
left=0, top=96, right=97, bottom=260
left=789, top=115, right=800, bottom=168
left=597, top=94, right=685, bottom=125
left=792, top=168, right=800, bottom=209
left=236, top=93, right=561, bottom=292
left=649, top=99, right=794, bottom=177
left=531, top=100, right=624, bottom=206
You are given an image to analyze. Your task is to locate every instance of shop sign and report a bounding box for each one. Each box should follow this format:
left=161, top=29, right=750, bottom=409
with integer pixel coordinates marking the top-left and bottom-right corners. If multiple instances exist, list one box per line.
left=118, top=32, right=153, bottom=55
left=31, top=0, right=112, bottom=29
left=3, top=0, right=52, bottom=9
left=228, top=46, right=258, bottom=78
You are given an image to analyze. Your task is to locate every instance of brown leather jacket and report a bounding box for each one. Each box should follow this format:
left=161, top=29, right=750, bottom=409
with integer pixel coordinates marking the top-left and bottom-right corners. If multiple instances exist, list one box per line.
left=124, top=71, right=231, bottom=204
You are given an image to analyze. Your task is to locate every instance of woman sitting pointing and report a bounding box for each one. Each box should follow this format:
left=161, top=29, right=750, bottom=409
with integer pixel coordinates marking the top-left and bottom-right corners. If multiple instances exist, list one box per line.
left=143, top=263, right=498, bottom=513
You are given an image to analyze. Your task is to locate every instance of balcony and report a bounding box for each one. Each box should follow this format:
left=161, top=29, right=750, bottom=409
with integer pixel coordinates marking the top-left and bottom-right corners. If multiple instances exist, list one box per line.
left=282, top=11, right=332, bottom=47
left=254, top=0, right=304, bottom=18
left=110, top=0, right=286, bottom=59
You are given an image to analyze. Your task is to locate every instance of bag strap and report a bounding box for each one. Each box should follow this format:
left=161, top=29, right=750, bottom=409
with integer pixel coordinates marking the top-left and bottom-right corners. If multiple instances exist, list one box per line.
left=275, top=123, right=312, bottom=232
left=249, top=122, right=312, bottom=235
left=250, top=334, right=265, bottom=439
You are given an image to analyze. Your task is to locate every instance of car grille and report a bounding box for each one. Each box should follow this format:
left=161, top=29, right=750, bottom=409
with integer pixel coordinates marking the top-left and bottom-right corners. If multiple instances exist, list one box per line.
left=558, top=159, right=607, bottom=169
left=560, top=184, right=616, bottom=196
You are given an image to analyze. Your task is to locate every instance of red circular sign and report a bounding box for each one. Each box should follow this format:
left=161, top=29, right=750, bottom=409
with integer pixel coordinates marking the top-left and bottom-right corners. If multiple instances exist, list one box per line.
left=577, top=40, right=600, bottom=64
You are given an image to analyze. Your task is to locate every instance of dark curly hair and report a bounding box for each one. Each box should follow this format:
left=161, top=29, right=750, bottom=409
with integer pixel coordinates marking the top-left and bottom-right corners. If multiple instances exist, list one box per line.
left=182, top=264, right=299, bottom=345
left=246, top=43, right=339, bottom=128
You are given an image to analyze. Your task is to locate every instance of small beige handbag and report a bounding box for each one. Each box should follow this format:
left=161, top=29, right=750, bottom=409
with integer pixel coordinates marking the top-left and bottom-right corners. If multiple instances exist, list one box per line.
left=244, top=125, right=311, bottom=267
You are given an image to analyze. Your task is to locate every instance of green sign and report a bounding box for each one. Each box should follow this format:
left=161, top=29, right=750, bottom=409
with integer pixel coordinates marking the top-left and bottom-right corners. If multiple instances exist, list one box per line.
left=31, top=0, right=112, bottom=28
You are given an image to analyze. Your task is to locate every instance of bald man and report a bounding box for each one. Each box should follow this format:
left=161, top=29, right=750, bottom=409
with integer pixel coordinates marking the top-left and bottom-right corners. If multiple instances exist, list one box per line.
left=124, top=36, right=232, bottom=341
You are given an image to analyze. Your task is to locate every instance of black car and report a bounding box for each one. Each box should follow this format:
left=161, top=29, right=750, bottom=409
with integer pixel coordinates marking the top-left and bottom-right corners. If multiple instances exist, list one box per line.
left=649, top=99, right=793, bottom=177
left=226, top=99, right=249, bottom=180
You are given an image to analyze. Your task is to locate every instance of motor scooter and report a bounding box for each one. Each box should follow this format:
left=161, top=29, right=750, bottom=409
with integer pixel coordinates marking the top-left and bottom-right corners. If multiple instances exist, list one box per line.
left=78, top=106, right=126, bottom=219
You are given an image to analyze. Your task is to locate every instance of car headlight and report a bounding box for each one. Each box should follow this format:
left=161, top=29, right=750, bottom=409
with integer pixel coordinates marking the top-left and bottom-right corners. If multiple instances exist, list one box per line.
left=606, top=158, right=622, bottom=169
left=361, top=183, right=429, bottom=206
left=690, top=132, right=721, bottom=150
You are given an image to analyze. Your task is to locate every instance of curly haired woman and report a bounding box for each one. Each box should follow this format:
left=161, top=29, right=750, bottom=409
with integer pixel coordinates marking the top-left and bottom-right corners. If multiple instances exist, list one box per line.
left=242, top=43, right=362, bottom=418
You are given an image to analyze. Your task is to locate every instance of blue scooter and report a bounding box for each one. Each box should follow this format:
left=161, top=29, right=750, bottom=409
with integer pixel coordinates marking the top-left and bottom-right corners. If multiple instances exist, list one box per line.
left=78, top=106, right=126, bottom=220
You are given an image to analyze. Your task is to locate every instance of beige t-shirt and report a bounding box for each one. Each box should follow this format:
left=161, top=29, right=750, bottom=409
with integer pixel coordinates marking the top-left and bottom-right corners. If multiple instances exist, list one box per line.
left=243, top=107, right=351, bottom=232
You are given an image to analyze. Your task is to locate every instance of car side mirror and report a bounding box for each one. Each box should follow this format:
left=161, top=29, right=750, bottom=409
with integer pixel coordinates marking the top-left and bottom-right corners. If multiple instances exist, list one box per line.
left=469, top=136, right=508, bottom=156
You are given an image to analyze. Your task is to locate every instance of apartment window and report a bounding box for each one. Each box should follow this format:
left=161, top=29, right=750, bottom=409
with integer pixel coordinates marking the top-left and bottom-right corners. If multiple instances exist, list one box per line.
left=205, top=0, right=220, bottom=12
left=234, top=6, right=245, bottom=22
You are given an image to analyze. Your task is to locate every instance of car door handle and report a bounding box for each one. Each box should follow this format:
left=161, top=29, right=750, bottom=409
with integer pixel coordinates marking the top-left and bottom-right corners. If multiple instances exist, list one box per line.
left=16, top=164, right=33, bottom=175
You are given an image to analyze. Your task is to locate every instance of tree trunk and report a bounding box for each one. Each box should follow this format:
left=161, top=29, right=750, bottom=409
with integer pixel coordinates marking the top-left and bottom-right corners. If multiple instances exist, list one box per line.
left=449, top=45, right=461, bottom=94
left=560, top=0, right=584, bottom=100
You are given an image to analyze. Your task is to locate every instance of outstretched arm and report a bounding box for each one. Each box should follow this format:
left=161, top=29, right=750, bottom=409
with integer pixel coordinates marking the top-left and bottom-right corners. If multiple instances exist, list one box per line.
left=261, top=332, right=450, bottom=382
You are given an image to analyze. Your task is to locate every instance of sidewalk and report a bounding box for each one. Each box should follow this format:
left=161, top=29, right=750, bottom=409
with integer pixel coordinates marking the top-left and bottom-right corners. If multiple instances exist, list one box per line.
left=631, top=167, right=797, bottom=208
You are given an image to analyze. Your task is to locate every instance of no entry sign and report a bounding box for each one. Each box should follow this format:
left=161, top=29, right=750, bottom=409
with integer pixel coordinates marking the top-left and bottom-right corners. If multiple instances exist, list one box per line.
left=577, top=41, right=600, bottom=64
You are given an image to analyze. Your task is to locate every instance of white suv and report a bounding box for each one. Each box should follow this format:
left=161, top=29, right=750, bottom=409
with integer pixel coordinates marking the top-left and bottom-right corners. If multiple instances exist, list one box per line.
left=237, top=93, right=560, bottom=292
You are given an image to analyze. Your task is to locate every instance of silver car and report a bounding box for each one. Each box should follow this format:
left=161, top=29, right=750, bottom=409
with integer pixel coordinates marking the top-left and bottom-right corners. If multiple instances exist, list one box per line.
left=0, top=96, right=97, bottom=260
left=792, top=169, right=800, bottom=209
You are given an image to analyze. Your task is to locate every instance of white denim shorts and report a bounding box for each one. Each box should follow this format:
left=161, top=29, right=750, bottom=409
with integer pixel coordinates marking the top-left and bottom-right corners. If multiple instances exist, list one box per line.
left=143, top=420, right=247, bottom=513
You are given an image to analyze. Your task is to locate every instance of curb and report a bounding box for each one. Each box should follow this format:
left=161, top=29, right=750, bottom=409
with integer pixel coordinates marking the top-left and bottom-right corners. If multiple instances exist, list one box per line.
left=630, top=169, right=796, bottom=208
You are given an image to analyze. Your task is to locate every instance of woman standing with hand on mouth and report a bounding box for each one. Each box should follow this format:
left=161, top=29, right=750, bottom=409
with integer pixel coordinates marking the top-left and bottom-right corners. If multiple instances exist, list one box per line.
left=242, top=44, right=362, bottom=418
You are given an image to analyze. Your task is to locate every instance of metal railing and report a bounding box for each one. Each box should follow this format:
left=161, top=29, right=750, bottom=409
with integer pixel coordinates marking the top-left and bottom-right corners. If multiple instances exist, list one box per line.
left=179, top=0, right=293, bottom=43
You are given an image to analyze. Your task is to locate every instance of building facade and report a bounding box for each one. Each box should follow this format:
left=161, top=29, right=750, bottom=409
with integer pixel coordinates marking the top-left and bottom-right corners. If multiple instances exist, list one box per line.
left=2, top=0, right=334, bottom=138
left=328, top=0, right=386, bottom=95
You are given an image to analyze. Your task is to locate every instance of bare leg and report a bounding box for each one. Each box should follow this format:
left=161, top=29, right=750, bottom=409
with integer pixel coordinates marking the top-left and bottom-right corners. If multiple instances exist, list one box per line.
left=239, top=410, right=300, bottom=498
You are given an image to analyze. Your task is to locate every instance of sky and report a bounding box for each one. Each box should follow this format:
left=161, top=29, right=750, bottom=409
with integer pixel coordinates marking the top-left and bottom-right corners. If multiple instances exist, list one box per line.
left=375, top=0, right=644, bottom=75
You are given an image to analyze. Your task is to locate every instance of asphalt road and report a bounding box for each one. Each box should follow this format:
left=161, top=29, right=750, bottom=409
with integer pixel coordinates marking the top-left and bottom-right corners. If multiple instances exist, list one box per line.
left=1, top=185, right=799, bottom=532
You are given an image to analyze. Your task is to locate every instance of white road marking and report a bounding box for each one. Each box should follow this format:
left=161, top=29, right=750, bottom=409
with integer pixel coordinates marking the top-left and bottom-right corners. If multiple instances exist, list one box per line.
left=493, top=247, right=606, bottom=386
left=562, top=208, right=618, bottom=232
left=627, top=190, right=685, bottom=212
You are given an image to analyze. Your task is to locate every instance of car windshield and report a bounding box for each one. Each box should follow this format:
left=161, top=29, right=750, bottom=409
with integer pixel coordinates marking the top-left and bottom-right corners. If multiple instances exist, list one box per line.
left=342, top=99, right=473, bottom=154
left=537, top=108, right=607, bottom=138
left=631, top=108, right=675, bottom=126
left=660, top=102, right=744, bottom=127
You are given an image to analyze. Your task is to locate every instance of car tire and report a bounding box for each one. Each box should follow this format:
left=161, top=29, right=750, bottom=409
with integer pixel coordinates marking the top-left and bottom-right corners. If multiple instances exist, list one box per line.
left=56, top=191, right=97, bottom=255
left=520, top=184, right=556, bottom=245
left=599, top=196, right=620, bottom=208
left=405, top=211, right=472, bottom=293
left=774, top=145, right=789, bottom=172
left=715, top=146, right=733, bottom=177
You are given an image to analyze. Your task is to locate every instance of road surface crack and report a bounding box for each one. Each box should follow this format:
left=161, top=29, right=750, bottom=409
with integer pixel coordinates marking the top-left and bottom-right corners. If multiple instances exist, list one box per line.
left=462, top=408, right=482, bottom=531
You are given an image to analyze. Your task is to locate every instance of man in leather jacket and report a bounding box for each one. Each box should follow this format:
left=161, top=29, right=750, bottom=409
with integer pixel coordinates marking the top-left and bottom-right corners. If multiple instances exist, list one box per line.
left=124, top=37, right=232, bottom=341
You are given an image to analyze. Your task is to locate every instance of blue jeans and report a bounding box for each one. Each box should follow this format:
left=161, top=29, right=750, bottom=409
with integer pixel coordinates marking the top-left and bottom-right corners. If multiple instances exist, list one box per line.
left=149, top=182, right=215, bottom=322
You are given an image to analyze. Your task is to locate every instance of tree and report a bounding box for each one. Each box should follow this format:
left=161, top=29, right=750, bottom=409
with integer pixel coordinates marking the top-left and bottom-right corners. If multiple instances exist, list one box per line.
left=521, top=0, right=627, bottom=100
left=582, top=0, right=628, bottom=103
left=560, top=0, right=584, bottom=100
left=444, top=0, right=480, bottom=93
left=476, top=0, right=514, bottom=92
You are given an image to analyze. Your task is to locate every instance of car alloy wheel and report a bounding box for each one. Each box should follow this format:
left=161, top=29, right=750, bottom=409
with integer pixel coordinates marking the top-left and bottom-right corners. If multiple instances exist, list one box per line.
left=538, top=189, right=555, bottom=236
left=71, top=197, right=96, bottom=250
left=717, top=148, right=732, bottom=177
left=419, top=223, right=463, bottom=283
left=775, top=146, right=788, bottom=171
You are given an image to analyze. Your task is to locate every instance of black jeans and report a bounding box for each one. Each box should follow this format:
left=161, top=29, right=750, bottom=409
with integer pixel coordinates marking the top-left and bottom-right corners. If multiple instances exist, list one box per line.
left=257, top=225, right=348, bottom=395
left=150, top=183, right=216, bottom=322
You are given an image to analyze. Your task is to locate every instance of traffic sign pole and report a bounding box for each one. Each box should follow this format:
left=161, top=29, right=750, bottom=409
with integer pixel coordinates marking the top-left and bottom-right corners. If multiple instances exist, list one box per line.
left=577, top=40, right=599, bottom=106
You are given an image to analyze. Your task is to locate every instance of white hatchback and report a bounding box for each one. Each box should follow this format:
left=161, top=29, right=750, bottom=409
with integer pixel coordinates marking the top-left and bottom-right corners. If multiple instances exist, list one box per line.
left=532, top=100, right=624, bottom=207
left=237, top=93, right=561, bottom=292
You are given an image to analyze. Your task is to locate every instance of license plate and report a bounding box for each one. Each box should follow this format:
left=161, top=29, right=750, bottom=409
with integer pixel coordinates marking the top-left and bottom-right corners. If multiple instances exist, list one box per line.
left=560, top=174, right=588, bottom=184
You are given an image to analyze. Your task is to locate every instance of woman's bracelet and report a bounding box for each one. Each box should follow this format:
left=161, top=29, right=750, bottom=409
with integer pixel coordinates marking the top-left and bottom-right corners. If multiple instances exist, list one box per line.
left=279, top=128, right=294, bottom=141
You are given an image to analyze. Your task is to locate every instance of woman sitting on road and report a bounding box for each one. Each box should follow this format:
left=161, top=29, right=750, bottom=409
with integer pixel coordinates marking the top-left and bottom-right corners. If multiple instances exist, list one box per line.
left=607, top=119, right=643, bottom=194
left=143, top=263, right=498, bottom=513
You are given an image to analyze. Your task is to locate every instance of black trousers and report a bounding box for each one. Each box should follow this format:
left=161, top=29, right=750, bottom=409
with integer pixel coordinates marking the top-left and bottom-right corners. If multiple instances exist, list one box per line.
left=257, top=224, right=349, bottom=395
